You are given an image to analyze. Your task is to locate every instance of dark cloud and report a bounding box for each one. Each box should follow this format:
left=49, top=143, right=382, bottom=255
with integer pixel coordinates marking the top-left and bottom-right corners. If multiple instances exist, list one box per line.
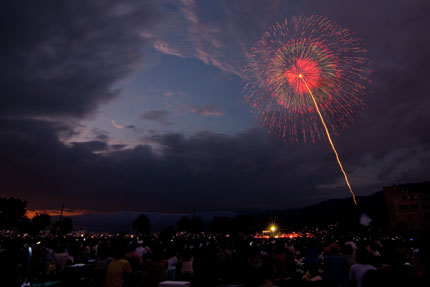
left=0, top=0, right=157, bottom=117
left=141, top=110, right=172, bottom=125
left=70, top=141, right=108, bottom=152
left=95, top=133, right=109, bottom=142
left=124, top=124, right=143, bottom=133
left=111, top=144, right=127, bottom=150
left=2, top=115, right=429, bottom=212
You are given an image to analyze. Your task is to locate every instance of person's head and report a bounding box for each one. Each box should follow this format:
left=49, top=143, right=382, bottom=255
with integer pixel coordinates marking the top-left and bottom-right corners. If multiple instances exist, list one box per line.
left=97, top=244, right=108, bottom=259
left=307, top=239, right=317, bottom=248
left=110, top=244, right=125, bottom=259
left=369, top=241, right=378, bottom=252
left=152, top=249, right=164, bottom=262
left=182, top=248, right=192, bottom=261
left=329, top=243, right=339, bottom=255
left=126, top=244, right=135, bottom=254
left=342, top=244, right=353, bottom=255
left=355, top=248, right=372, bottom=264
left=274, top=241, right=285, bottom=254
left=167, top=248, right=176, bottom=258
left=54, top=243, right=65, bottom=253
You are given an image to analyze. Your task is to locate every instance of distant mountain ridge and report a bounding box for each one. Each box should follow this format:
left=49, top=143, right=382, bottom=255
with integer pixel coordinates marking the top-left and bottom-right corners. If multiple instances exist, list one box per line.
left=266, top=190, right=389, bottom=229
left=51, top=191, right=389, bottom=232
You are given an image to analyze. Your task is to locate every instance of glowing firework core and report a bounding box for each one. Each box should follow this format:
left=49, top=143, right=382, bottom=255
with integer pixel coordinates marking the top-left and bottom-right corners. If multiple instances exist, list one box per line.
left=285, top=58, right=321, bottom=95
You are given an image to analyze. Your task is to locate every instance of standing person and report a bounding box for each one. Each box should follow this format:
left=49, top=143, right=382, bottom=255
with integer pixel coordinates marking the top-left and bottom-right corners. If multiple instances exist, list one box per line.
left=180, top=249, right=194, bottom=281
left=346, top=240, right=357, bottom=257
left=285, top=240, right=296, bottom=279
left=341, top=244, right=356, bottom=269
left=135, top=241, right=145, bottom=262
left=303, top=240, right=320, bottom=277
left=105, top=245, right=132, bottom=287
left=166, top=249, right=178, bottom=281
left=349, top=249, right=376, bottom=287
left=52, top=244, right=72, bottom=275
left=273, top=241, right=287, bottom=281
left=125, top=244, right=142, bottom=270
left=141, top=250, right=167, bottom=287
left=324, top=244, right=348, bottom=287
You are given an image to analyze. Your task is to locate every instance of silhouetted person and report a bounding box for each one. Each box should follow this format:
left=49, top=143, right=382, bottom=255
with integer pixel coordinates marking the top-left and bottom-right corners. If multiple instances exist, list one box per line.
left=324, top=243, right=348, bottom=287
left=349, top=248, right=376, bottom=287
left=105, top=245, right=131, bottom=287
left=141, top=250, right=167, bottom=287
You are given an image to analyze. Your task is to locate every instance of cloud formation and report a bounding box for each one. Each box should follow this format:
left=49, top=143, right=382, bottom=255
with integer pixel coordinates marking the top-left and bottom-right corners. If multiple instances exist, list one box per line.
left=0, top=117, right=338, bottom=211
left=2, top=115, right=429, bottom=212
left=153, top=41, right=186, bottom=58
left=187, top=104, right=223, bottom=117
left=0, top=0, right=157, bottom=117
left=151, top=0, right=287, bottom=77
left=141, top=110, right=173, bottom=126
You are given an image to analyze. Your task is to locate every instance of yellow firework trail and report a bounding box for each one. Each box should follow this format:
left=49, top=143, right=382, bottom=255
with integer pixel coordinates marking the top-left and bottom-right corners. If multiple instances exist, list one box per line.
left=300, top=75, right=358, bottom=207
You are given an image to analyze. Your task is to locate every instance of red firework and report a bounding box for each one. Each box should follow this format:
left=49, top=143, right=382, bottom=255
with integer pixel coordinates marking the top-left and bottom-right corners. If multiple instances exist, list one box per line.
left=244, top=15, right=372, bottom=143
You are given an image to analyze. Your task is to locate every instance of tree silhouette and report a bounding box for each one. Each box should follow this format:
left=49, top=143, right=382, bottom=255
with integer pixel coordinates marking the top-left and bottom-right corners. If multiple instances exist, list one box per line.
left=17, top=217, right=32, bottom=234
left=160, top=225, right=175, bottom=240
left=176, top=217, right=190, bottom=232
left=191, top=216, right=204, bottom=233
left=132, top=214, right=151, bottom=235
left=32, top=213, right=51, bottom=234
left=15, top=213, right=51, bottom=235
left=0, top=197, right=27, bottom=230
left=52, top=217, right=73, bottom=234
left=209, top=216, right=231, bottom=234
left=231, top=215, right=257, bottom=234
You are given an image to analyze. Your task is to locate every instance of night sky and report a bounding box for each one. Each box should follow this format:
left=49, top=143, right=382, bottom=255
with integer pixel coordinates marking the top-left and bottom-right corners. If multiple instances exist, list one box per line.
left=2, top=0, right=429, bottom=215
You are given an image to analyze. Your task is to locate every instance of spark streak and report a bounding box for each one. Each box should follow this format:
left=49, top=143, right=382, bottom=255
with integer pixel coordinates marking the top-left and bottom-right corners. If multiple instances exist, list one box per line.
left=301, top=77, right=358, bottom=206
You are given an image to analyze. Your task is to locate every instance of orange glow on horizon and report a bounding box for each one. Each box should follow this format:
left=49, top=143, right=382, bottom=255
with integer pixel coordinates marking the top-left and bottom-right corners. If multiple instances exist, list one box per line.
left=26, top=209, right=87, bottom=219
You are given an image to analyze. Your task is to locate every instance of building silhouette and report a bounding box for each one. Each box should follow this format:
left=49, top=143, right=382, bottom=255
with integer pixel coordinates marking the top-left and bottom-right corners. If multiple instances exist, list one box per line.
left=384, top=182, right=430, bottom=231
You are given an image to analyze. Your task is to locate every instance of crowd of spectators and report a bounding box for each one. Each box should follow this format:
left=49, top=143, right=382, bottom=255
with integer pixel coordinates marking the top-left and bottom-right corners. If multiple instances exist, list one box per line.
left=0, top=229, right=429, bottom=287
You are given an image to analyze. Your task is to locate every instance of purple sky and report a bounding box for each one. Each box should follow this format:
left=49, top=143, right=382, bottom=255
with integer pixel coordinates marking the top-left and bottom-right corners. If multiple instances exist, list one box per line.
left=1, top=0, right=429, bottom=213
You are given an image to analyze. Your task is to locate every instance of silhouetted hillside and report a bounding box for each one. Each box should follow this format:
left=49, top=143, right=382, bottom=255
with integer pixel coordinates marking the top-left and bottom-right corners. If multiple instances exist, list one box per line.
left=268, top=191, right=389, bottom=229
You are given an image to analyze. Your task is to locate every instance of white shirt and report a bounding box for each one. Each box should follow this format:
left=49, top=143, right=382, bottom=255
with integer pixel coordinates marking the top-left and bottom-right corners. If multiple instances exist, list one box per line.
left=167, top=256, right=178, bottom=270
left=349, top=263, right=376, bottom=287
left=135, top=246, right=145, bottom=258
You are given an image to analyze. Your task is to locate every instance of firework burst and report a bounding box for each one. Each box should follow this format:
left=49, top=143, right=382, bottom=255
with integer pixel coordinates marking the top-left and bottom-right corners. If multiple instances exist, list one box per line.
left=244, top=16, right=372, bottom=206
left=244, top=15, right=371, bottom=143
